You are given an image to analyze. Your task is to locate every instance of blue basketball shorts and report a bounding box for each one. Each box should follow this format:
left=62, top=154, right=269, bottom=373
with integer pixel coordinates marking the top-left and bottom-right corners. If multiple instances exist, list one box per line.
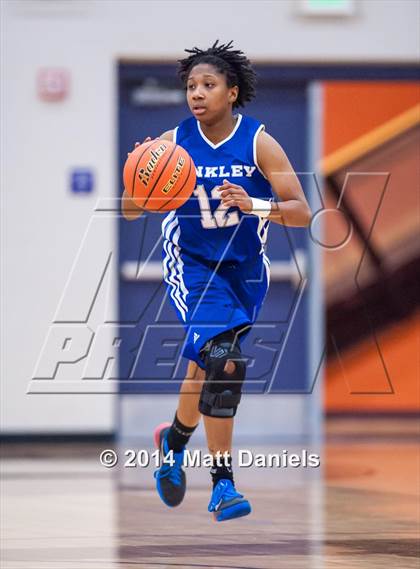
left=162, top=241, right=270, bottom=369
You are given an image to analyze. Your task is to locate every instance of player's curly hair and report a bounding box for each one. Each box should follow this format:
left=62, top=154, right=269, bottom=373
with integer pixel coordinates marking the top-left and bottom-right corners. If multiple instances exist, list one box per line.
left=178, top=40, right=257, bottom=108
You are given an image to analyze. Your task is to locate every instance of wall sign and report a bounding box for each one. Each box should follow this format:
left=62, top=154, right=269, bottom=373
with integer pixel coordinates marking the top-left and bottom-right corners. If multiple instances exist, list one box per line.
left=37, top=68, right=70, bottom=101
left=70, top=169, right=94, bottom=194
left=300, top=0, right=355, bottom=16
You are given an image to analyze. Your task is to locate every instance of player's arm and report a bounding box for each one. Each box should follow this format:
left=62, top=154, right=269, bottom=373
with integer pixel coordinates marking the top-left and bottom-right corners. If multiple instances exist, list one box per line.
left=256, top=131, right=312, bottom=227
left=121, top=131, right=174, bottom=221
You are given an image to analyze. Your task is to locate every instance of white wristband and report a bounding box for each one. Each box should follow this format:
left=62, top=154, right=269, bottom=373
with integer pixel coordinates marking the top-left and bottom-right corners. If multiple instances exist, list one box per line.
left=250, top=197, right=272, bottom=219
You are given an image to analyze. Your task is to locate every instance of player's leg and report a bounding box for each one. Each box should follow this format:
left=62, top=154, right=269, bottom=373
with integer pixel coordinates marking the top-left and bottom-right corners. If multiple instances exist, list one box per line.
left=155, top=243, right=210, bottom=507
left=157, top=360, right=204, bottom=453
left=203, top=415, right=233, bottom=456
left=202, top=359, right=235, bottom=465
left=153, top=360, right=204, bottom=508
left=176, top=360, right=205, bottom=428
left=199, top=330, right=252, bottom=521
left=202, top=259, right=269, bottom=520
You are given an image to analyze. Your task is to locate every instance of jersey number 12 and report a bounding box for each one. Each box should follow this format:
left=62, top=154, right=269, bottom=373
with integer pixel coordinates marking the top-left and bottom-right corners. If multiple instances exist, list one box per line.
left=194, top=184, right=240, bottom=229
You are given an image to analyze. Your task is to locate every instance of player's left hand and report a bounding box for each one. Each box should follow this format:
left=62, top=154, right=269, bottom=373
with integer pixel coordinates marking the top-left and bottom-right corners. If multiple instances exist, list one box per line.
left=219, top=180, right=253, bottom=213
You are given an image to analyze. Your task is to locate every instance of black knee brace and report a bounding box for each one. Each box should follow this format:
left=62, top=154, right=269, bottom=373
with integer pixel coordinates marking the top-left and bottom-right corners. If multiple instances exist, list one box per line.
left=199, top=330, right=246, bottom=418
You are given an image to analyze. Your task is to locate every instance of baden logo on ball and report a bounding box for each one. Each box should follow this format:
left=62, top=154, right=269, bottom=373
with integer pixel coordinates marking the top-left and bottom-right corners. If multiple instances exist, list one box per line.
left=138, top=143, right=168, bottom=187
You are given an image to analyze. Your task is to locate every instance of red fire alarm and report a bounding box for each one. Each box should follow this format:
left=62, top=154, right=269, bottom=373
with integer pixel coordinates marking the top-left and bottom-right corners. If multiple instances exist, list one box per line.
left=37, top=68, right=70, bottom=101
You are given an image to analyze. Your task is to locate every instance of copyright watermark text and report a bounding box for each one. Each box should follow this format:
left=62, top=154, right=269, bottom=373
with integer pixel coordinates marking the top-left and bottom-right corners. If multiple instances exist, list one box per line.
left=100, top=448, right=321, bottom=469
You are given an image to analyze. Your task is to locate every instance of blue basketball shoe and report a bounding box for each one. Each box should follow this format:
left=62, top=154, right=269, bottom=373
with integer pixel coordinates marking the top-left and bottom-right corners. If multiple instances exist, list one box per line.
left=208, top=479, right=251, bottom=522
left=153, top=422, right=186, bottom=507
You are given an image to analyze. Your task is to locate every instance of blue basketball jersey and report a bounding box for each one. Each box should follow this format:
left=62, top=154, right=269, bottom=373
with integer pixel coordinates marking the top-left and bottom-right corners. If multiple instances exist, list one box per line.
left=161, top=114, right=273, bottom=263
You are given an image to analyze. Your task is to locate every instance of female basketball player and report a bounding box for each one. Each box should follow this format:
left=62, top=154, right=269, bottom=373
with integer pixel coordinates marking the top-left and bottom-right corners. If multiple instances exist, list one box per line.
left=122, top=41, right=311, bottom=522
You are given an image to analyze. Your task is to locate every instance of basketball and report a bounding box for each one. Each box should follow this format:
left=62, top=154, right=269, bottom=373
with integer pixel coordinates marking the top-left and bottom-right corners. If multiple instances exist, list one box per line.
left=123, top=139, right=196, bottom=211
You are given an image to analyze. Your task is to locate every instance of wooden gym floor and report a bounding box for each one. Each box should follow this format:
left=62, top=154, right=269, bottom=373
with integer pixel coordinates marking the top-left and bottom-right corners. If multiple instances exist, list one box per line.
left=1, top=417, right=419, bottom=569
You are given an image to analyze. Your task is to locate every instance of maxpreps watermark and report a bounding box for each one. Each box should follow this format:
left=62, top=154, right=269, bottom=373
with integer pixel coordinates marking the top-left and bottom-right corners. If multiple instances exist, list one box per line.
left=29, top=175, right=393, bottom=396
left=100, top=448, right=321, bottom=469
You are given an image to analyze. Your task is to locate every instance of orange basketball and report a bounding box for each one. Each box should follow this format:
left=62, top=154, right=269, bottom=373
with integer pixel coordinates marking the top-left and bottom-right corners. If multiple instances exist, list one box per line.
left=123, top=139, right=196, bottom=212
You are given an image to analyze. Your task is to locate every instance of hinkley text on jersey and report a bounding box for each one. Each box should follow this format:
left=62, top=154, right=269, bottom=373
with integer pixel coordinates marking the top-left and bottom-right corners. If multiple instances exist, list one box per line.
left=195, top=165, right=256, bottom=178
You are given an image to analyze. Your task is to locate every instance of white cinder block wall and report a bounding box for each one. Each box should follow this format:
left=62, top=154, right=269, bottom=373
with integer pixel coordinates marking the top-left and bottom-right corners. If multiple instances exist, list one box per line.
left=1, top=0, right=418, bottom=434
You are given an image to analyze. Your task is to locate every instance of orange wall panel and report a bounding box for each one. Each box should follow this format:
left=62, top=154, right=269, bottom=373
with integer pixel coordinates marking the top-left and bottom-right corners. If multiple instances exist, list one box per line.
left=323, top=81, right=420, bottom=414
left=325, top=313, right=420, bottom=413
left=323, top=82, right=420, bottom=155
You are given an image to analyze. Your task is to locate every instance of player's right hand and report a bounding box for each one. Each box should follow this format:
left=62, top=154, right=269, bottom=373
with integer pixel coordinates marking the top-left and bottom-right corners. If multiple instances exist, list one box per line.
left=127, top=137, right=153, bottom=157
